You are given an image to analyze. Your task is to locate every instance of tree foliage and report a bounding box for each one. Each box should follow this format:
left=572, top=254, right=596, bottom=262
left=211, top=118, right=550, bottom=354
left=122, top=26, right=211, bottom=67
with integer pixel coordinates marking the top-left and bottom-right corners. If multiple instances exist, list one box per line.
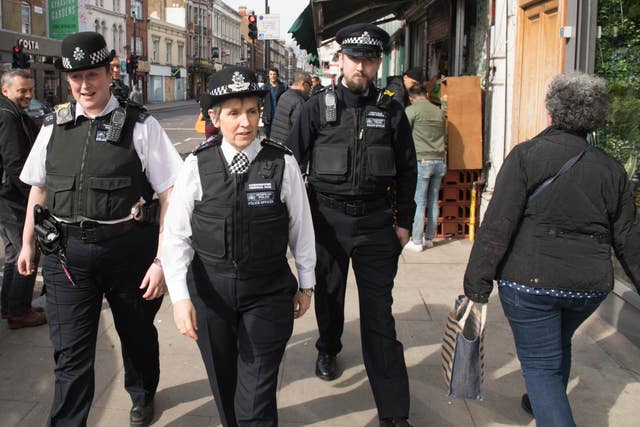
left=596, top=0, right=640, bottom=198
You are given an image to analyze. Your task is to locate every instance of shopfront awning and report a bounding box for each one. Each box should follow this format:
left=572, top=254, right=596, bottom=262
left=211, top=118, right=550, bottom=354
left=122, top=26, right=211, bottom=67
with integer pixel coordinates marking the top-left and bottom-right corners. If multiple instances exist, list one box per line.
left=289, top=0, right=413, bottom=67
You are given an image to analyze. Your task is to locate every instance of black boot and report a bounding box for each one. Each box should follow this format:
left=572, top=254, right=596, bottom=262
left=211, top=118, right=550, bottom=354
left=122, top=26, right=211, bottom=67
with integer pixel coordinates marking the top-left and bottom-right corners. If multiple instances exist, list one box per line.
left=130, top=402, right=154, bottom=426
left=380, top=417, right=413, bottom=427
left=315, top=352, right=337, bottom=381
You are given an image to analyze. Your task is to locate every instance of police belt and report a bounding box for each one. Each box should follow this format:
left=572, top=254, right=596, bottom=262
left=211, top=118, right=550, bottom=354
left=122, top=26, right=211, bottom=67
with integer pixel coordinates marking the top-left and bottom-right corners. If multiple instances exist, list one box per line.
left=61, top=219, right=137, bottom=243
left=315, top=193, right=389, bottom=217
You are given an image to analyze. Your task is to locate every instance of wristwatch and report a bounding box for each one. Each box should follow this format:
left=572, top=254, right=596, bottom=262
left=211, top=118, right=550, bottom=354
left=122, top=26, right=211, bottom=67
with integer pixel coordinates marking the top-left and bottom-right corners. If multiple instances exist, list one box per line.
left=299, top=287, right=314, bottom=297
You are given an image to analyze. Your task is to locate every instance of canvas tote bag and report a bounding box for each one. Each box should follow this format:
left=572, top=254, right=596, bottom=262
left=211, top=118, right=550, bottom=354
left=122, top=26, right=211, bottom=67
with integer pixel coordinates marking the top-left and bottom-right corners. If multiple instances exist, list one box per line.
left=441, top=295, right=487, bottom=400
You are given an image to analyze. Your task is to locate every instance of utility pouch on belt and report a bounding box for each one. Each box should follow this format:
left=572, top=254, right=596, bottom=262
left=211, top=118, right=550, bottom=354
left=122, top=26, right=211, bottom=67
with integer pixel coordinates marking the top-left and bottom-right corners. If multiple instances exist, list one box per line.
left=132, top=199, right=160, bottom=224
left=34, top=204, right=63, bottom=255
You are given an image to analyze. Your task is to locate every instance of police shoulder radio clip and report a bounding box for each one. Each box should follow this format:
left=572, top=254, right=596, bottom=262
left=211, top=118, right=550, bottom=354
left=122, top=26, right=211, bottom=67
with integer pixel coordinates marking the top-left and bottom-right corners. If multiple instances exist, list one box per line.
left=106, top=106, right=127, bottom=143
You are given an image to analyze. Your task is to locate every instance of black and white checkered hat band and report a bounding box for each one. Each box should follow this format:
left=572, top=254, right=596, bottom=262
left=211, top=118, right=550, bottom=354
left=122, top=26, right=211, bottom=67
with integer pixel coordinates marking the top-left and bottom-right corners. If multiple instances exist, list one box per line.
left=61, top=46, right=110, bottom=69
left=341, top=34, right=383, bottom=48
left=209, top=82, right=261, bottom=96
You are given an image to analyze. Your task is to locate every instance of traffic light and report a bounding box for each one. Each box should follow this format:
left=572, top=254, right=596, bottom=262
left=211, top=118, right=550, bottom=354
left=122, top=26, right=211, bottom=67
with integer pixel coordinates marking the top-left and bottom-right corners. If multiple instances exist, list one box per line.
left=12, top=46, right=30, bottom=69
left=248, top=13, right=258, bottom=40
left=126, top=55, right=139, bottom=74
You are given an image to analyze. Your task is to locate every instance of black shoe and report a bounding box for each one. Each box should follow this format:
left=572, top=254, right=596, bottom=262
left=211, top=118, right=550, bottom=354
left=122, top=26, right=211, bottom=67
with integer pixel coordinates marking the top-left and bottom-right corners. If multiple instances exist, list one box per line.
left=380, top=417, right=413, bottom=427
left=315, top=352, right=337, bottom=381
left=130, top=403, right=154, bottom=426
left=521, top=394, right=534, bottom=417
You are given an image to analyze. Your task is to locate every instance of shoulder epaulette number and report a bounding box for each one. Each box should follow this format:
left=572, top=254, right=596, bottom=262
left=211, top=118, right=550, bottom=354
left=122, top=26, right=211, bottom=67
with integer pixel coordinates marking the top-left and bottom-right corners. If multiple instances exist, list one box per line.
left=43, top=112, right=55, bottom=127
left=261, top=138, right=293, bottom=155
left=136, top=111, right=150, bottom=123
left=192, top=135, right=222, bottom=155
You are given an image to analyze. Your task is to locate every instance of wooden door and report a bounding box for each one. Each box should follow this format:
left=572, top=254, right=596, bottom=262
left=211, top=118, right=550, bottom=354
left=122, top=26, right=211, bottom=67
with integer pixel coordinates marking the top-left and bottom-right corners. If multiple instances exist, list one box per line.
left=512, top=0, right=565, bottom=145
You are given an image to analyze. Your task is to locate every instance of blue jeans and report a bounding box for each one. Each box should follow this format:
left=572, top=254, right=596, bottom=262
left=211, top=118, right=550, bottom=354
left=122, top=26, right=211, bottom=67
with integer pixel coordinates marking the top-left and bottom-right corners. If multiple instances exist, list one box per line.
left=411, top=160, right=446, bottom=243
left=499, top=285, right=607, bottom=427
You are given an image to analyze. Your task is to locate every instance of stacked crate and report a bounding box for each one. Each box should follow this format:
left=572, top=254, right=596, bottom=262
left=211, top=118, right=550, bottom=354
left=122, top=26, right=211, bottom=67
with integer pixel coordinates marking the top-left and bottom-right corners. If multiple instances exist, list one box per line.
left=433, top=169, right=482, bottom=238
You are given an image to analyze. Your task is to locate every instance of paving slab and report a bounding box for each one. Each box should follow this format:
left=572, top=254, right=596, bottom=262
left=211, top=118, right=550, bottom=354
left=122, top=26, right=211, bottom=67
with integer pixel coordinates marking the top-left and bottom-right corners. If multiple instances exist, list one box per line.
left=1, top=239, right=639, bottom=426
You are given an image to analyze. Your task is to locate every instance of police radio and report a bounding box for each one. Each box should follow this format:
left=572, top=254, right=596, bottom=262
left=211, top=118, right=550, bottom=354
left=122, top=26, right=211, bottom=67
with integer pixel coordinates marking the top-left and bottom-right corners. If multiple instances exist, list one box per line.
left=324, top=87, right=337, bottom=123
left=106, top=107, right=127, bottom=143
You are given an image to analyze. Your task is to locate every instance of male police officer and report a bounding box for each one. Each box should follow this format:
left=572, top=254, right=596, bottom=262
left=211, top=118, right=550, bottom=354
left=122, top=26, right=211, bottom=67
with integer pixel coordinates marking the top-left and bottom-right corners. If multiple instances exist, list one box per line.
left=17, top=32, right=183, bottom=426
left=286, top=24, right=417, bottom=427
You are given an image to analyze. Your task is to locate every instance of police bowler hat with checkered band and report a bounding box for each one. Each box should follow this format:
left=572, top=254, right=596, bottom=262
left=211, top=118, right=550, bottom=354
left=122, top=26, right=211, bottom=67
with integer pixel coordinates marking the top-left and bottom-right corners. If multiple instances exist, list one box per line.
left=336, top=23, right=390, bottom=58
left=208, top=66, right=268, bottom=106
left=57, top=32, right=115, bottom=72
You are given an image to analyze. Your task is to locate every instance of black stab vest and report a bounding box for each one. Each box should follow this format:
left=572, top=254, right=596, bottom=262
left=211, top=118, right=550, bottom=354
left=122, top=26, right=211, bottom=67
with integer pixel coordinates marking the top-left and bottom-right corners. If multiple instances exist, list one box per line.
left=45, top=103, right=152, bottom=222
left=308, top=89, right=397, bottom=197
left=191, top=143, right=289, bottom=279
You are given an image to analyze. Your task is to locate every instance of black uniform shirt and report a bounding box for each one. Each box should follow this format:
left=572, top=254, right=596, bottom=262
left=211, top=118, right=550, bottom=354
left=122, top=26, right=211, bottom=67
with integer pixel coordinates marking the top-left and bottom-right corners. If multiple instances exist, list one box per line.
left=286, top=80, right=417, bottom=229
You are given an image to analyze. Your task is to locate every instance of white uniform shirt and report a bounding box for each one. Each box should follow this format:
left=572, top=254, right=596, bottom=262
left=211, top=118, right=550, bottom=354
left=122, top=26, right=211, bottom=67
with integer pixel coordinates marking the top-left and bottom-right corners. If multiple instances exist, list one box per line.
left=163, top=137, right=316, bottom=303
left=20, top=95, right=183, bottom=222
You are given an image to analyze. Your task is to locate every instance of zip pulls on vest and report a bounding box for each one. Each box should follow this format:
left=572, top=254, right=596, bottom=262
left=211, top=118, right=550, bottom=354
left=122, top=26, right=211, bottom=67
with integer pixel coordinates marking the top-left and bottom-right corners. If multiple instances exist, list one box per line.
left=353, top=109, right=362, bottom=189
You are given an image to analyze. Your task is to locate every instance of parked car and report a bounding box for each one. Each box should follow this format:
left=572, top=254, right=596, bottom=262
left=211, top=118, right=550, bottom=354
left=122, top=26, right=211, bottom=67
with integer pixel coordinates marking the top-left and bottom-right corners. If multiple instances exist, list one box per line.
left=25, top=99, right=52, bottom=128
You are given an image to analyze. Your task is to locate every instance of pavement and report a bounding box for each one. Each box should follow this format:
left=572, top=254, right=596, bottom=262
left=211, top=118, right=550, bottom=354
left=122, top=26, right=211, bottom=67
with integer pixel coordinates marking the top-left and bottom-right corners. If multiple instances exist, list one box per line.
left=1, top=239, right=639, bottom=426
left=145, top=99, right=199, bottom=112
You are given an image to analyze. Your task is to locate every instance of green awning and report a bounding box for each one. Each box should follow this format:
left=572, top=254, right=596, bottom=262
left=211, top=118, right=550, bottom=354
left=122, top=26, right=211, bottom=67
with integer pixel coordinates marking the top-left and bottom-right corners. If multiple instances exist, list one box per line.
left=289, top=0, right=413, bottom=64
left=288, top=3, right=319, bottom=67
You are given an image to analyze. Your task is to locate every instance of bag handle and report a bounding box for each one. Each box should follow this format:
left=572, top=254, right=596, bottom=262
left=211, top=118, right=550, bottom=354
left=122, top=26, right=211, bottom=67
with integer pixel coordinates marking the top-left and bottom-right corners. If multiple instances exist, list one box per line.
left=459, top=298, right=487, bottom=333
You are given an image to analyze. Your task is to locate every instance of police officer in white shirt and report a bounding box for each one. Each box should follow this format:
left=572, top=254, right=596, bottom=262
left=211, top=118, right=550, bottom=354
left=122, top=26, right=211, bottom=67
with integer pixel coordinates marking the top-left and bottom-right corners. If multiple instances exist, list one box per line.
left=17, top=32, right=183, bottom=426
left=162, top=66, right=316, bottom=427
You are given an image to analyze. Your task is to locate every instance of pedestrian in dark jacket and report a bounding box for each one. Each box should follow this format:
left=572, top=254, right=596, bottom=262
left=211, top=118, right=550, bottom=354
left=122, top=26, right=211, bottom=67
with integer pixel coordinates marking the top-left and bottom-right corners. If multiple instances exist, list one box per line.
left=0, top=69, right=46, bottom=328
left=385, top=67, right=422, bottom=108
left=310, top=76, right=323, bottom=96
left=464, top=72, right=640, bottom=427
left=269, top=71, right=311, bottom=143
left=262, top=67, right=287, bottom=137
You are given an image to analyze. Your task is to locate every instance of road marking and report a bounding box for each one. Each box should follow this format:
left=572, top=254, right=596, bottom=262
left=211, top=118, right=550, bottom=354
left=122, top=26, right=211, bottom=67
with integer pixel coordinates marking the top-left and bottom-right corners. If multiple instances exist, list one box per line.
left=184, top=137, right=200, bottom=141
left=173, top=142, right=182, bottom=146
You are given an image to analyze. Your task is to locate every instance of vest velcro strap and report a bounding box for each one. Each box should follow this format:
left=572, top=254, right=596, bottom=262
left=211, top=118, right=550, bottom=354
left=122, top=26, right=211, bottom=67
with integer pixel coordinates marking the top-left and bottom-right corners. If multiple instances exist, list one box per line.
left=315, top=193, right=388, bottom=216
left=61, top=219, right=138, bottom=243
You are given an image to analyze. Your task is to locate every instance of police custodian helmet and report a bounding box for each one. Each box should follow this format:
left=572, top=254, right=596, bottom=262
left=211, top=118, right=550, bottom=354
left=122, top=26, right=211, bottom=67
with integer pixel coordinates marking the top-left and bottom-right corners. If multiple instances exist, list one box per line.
left=335, top=23, right=390, bottom=58
left=56, top=32, right=116, bottom=72
left=207, top=66, right=269, bottom=106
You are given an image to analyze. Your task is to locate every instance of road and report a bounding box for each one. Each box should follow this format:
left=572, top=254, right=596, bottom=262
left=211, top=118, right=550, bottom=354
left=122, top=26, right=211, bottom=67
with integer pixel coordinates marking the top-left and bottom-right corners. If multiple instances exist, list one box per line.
left=152, top=103, right=202, bottom=154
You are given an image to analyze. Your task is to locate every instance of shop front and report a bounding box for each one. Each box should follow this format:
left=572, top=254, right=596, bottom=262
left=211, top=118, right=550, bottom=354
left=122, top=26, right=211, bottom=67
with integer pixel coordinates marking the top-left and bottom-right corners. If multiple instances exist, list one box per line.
left=0, top=30, right=66, bottom=105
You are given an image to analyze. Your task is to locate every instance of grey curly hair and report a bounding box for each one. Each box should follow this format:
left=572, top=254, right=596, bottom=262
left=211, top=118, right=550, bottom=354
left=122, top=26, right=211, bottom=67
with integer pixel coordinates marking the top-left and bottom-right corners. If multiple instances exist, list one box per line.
left=544, top=72, right=609, bottom=134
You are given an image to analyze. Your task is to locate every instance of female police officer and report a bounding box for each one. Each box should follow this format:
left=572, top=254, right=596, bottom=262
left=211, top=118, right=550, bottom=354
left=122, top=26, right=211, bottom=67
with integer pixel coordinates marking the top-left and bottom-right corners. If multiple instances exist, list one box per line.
left=17, top=32, right=183, bottom=426
left=162, top=66, right=316, bottom=426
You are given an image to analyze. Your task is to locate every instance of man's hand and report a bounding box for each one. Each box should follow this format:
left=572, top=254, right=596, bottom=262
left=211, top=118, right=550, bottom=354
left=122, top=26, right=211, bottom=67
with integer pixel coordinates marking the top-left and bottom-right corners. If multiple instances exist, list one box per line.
left=293, top=291, right=311, bottom=319
left=17, top=241, right=37, bottom=276
left=140, top=263, right=166, bottom=300
left=173, top=299, right=198, bottom=340
left=395, top=226, right=410, bottom=247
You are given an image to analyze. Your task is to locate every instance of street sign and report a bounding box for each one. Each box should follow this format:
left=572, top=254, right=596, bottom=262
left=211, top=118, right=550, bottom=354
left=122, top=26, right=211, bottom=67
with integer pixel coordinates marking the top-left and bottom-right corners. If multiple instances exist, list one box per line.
left=258, top=14, right=280, bottom=40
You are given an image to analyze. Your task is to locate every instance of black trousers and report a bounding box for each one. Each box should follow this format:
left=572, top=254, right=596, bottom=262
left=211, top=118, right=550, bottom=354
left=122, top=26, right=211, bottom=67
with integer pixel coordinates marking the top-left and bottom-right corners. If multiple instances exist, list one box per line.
left=0, top=200, right=39, bottom=316
left=42, top=224, right=162, bottom=426
left=312, top=203, right=410, bottom=419
left=188, top=255, right=297, bottom=427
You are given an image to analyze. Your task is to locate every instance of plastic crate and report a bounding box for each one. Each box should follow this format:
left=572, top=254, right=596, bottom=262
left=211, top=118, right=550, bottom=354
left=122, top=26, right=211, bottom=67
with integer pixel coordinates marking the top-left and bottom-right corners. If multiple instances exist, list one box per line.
left=438, top=203, right=471, bottom=221
left=436, top=220, right=471, bottom=238
left=441, top=169, right=482, bottom=185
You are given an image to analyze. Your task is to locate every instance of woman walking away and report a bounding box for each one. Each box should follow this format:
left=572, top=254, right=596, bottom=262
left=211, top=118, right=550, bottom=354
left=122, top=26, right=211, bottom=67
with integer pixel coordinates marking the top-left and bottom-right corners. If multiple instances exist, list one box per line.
left=463, top=72, right=639, bottom=427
